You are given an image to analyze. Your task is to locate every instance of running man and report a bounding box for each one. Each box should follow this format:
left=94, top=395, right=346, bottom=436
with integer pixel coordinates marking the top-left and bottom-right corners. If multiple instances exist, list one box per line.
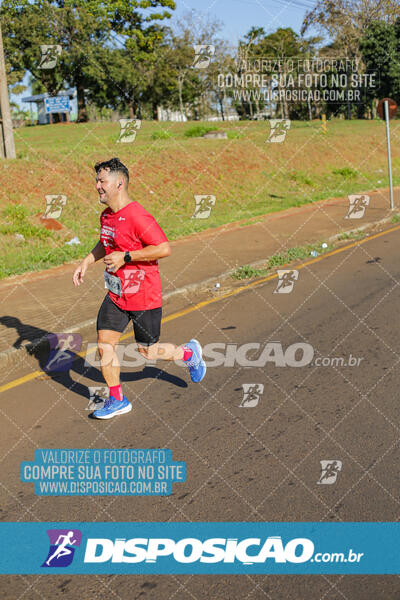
left=46, top=531, right=77, bottom=566
left=44, top=334, right=76, bottom=372
left=73, top=157, right=206, bottom=419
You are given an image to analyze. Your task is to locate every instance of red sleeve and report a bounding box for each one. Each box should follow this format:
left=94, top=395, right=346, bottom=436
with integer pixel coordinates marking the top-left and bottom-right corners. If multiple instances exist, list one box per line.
left=99, top=212, right=105, bottom=249
left=135, top=209, right=168, bottom=247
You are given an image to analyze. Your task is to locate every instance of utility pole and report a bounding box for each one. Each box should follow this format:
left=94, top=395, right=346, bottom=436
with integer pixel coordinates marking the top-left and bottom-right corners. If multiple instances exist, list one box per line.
left=0, top=20, right=16, bottom=159
left=384, top=100, right=394, bottom=210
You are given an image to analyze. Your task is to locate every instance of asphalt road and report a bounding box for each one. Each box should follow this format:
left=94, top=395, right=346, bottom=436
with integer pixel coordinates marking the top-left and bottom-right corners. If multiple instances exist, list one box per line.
left=1, top=226, right=400, bottom=598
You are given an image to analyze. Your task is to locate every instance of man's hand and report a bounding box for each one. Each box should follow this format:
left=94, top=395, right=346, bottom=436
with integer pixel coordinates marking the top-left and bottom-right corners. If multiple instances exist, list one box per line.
left=103, top=251, right=125, bottom=273
left=72, top=242, right=104, bottom=286
left=73, top=261, right=88, bottom=286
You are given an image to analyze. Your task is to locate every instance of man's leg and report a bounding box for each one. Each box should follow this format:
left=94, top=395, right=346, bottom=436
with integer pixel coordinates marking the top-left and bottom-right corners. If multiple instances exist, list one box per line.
left=137, top=340, right=206, bottom=383
left=97, top=329, right=122, bottom=387
left=92, top=296, right=132, bottom=419
left=137, top=342, right=184, bottom=362
left=132, top=308, right=206, bottom=383
left=132, top=308, right=185, bottom=361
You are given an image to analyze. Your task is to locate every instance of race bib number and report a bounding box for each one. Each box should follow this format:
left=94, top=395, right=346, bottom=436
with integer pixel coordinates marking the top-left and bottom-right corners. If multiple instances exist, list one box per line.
left=104, top=271, right=121, bottom=296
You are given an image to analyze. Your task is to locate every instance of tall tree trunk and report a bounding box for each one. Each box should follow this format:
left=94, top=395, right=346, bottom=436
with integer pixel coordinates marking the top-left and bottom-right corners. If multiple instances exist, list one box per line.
left=76, top=80, right=88, bottom=122
left=281, top=63, right=288, bottom=119
left=178, top=74, right=184, bottom=116
left=249, top=97, right=253, bottom=118
left=345, top=60, right=351, bottom=120
left=0, top=22, right=15, bottom=157
left=152, top=101, right=158, bottom=120
left=218, top=92, right=225, bottom=121
left=357, top=101, right=365, bottom=119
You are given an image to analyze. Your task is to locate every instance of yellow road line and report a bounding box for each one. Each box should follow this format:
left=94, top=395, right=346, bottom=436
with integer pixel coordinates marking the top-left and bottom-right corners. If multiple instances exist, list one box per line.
left=2, top=223, right=400, bottom=394
left=0, top=371, right=42, bottom=392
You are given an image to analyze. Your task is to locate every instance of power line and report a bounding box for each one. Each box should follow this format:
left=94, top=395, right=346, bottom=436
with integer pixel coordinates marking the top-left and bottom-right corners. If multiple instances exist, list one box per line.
left=228, top=0, right=316, bottom=9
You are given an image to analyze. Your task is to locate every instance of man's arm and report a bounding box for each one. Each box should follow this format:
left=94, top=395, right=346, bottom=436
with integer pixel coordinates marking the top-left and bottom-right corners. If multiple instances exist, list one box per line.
left=103, top=242, right=171, bottom=272
left=127, top=241, right=171, bottom=262
left=73, top=241, right=106, bottom=286
left=85, top=241, right=107, bottom=264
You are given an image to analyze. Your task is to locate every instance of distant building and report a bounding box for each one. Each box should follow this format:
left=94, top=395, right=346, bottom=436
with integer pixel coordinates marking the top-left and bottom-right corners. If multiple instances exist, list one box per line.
left=206, top=113, right=240, bottom=122
left=251, top=111, right=272, bottom=120
left=22, top=88, right=76, bottom=124
left=157, top=106, right=239, bottom=122
left=157, top=106, right=187, bottom=122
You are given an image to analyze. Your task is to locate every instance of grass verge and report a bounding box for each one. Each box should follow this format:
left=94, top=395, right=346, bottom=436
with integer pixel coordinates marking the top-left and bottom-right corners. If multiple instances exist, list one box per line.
left=1, top=119, right=399, bottom=278
left=231, top=241, right=333, bottom=280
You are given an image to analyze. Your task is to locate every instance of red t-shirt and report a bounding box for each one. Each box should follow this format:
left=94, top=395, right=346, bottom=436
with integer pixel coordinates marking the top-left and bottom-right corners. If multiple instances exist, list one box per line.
left=100, top=201, right=168, bottom=311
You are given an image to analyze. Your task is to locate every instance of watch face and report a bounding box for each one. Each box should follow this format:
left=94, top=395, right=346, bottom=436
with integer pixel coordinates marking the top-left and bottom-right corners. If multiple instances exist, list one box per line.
left=124, top=252, right=130, bottom=263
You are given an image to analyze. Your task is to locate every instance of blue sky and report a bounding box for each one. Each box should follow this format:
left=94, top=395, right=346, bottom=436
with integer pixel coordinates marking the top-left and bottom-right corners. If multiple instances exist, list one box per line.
left=13, top=0, right=318, bottom=110
left=171, top=0, right=314, bottom=42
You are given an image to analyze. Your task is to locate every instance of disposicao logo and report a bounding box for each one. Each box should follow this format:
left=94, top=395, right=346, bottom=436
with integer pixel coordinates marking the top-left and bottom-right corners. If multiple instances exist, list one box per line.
left=42, top=529, right=82, bottom=567
left=83, top=536, right=314, bottom=564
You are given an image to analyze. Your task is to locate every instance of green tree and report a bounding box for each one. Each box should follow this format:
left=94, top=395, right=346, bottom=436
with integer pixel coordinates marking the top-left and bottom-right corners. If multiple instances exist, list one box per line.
left=235, top=27, right=320, bottom=120
left=1, top=0, right=111, bottom=121
left=105, top=0, right=175, bottom=118
left=302, top=0, right=400, bottom=119
left=302, top=0, right=400, bottom=56
left=234, top=27, right=266, bottom=119
left=205, top=39, right=235, bottom=120
left=163, top=10, right=223, bottom=120
left=360, top=18, right=400, bottom=108
left=1, top=0, right=176, bottom=122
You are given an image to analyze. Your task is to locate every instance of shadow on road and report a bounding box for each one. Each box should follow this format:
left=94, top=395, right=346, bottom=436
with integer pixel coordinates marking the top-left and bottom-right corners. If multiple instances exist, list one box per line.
left=0, top=316, right=188, bottom=405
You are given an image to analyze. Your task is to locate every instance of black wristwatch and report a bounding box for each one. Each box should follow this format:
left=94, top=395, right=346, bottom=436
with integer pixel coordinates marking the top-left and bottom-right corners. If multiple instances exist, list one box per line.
left=124, top=251, right=131, bottom=264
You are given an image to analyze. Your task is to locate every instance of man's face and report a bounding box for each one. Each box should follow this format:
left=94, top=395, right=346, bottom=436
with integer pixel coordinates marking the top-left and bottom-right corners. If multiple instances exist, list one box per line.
left=96, top=168, right=120, bottom=204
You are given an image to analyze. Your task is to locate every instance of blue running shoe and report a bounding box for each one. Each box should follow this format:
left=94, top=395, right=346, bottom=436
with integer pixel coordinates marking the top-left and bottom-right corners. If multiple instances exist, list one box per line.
left=184, top=339, right=206, bottom=383
left=92, top=395, right=132, bottom=419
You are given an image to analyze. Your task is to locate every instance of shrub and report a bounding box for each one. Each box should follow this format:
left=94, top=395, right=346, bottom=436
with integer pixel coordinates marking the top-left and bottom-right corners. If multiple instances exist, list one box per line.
left=332, top=167, right=357, bottom=178
left=151, top=130, right=172, bottom=140
left=184, top=125, right=218, bottom=138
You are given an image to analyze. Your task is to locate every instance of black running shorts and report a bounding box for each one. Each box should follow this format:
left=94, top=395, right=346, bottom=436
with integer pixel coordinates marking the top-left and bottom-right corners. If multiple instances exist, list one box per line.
left=96, top=295, right=162, bottom=346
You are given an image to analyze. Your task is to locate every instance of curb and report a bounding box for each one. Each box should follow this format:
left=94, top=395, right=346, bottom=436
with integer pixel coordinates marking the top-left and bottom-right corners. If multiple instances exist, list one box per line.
left=2, top=185, right=398, bottom=290
left=0, top=279, right=230, bottom=371
left=0, top=213, right=397, bottom=372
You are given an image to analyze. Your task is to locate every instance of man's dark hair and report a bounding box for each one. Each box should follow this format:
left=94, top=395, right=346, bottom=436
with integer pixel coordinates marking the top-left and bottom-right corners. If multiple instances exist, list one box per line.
left=94, top=157, right=129, bottom=186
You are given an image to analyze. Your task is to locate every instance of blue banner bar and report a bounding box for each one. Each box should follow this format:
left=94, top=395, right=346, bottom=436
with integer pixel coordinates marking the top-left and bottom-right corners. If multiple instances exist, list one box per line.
left=0, top=522, right=398, bottom=574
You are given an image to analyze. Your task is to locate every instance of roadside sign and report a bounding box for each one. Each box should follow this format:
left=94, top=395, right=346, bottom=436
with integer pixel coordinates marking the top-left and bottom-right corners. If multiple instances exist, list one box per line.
left=44, top=96, right=70, bottom=114
left=377, top=98, right=397, bottom=120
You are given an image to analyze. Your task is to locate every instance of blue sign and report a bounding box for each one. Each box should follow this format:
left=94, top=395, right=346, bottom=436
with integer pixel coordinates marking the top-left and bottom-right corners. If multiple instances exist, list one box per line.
left=44, top=96, right=70, bottom=113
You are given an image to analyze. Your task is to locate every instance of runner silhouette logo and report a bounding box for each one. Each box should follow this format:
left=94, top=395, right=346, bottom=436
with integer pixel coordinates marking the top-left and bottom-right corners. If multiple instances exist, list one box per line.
left=123, top=269, right=145, bottom=294
left=42, top=529, right=82, bottom=568
left=44, top=333, right=82, bottom=373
